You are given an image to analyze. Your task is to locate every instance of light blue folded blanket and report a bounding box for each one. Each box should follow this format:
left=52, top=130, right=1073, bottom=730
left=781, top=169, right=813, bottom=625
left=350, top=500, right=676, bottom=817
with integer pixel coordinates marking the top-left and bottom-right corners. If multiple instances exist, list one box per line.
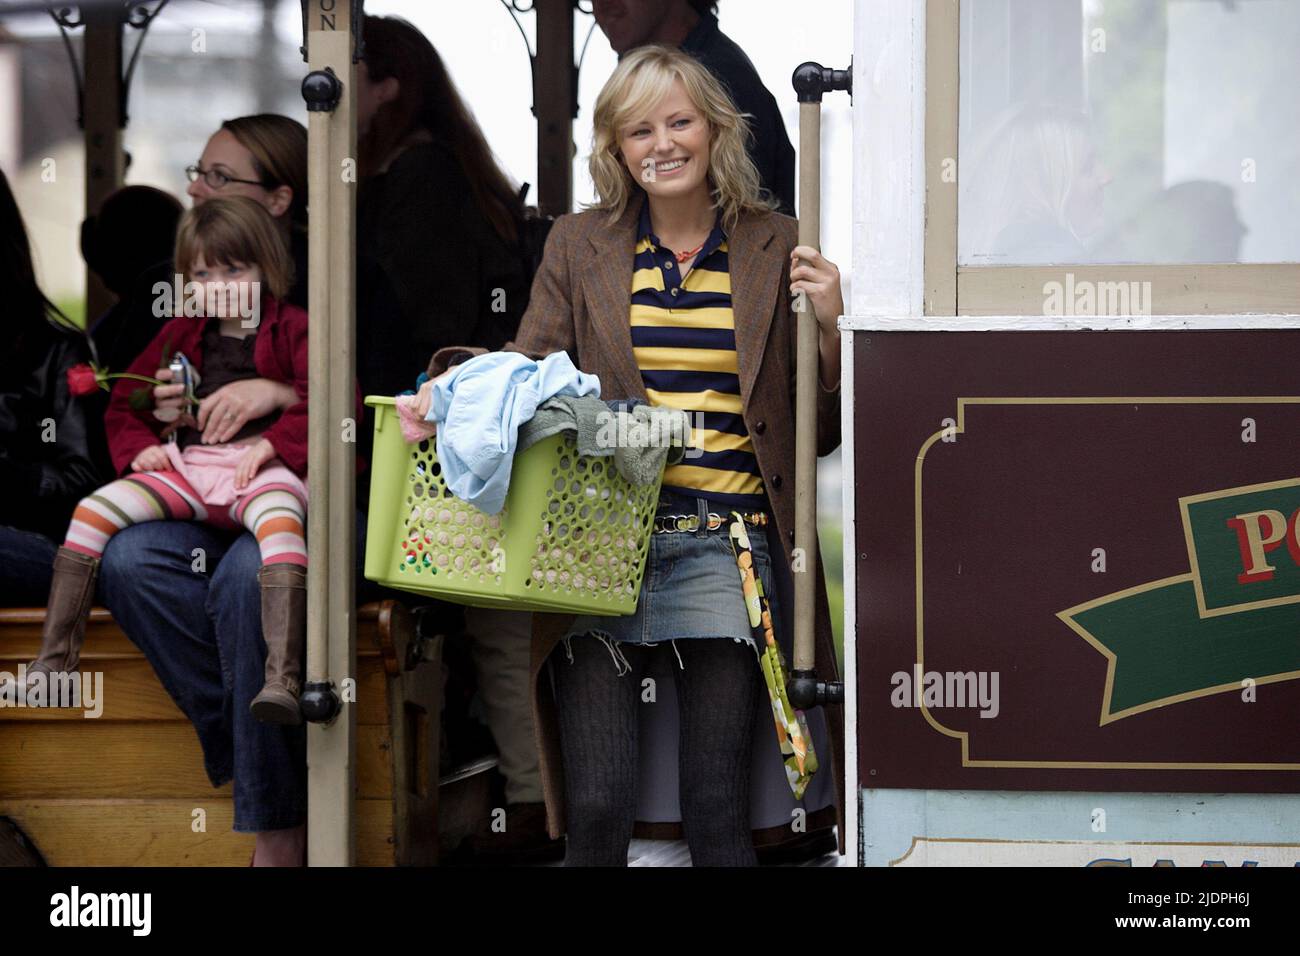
left=427, top=351, right=601, bottom=514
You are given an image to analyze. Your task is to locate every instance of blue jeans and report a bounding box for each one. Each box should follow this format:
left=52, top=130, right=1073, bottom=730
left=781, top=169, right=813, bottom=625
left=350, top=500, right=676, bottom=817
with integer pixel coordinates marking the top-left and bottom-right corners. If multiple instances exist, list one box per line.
left=97, top=507, right=407, bottom=832
left=100, top=520, right=310, bottom=832
left=0, top=524, right=106, bottom=607
left=561, top=487, right=775, bottom=651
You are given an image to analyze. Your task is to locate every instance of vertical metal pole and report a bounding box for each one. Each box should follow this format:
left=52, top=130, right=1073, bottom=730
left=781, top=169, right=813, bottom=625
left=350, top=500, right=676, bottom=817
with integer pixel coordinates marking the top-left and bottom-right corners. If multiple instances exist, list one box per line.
left=325, top=0, right=358, bottom=867
left=793, top=101, right=821, bottom=674
left=789, top=62, right=849, bottom=704
left=303, top=0, right=356, bottom=868
left=82, top=7, right=125, bottom=323
left=534, top=0, right=574, bottom=216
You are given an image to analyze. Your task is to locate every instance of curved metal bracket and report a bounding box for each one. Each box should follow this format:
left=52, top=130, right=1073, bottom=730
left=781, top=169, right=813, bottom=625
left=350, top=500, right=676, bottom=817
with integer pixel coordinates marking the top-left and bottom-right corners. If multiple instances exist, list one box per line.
left=574, top=12, right=599, bottom=101
left=49, top=6, right=85, bottom=126
left=121, top=0, right=168, bottom=125
left=497, top=0, right=590, bottom=122
left=49, top=1, right=168, bottom=129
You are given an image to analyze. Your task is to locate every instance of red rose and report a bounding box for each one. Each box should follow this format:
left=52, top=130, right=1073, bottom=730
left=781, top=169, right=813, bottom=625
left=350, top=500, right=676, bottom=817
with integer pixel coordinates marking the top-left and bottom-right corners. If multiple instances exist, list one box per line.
left=67, top=363, right=102, bottom=397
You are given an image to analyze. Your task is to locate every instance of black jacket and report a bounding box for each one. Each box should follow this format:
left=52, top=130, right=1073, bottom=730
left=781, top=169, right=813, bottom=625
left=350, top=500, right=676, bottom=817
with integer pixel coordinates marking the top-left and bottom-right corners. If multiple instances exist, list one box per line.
left=681, top=10, right=796, bottom=216
left=357, top=139, right=530, bottom=368
left=0, top=320, right=112, bottom=540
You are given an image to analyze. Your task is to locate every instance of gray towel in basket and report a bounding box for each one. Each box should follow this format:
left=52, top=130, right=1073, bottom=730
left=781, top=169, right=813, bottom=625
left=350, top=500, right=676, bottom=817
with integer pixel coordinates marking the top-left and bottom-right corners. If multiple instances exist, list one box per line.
left=517, top=395, right=689, bottom=485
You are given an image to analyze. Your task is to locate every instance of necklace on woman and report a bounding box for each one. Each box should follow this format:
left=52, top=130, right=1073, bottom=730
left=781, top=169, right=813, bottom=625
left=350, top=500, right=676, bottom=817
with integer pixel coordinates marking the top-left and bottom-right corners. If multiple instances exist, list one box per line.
left=675, top=241, right=705, bottom=263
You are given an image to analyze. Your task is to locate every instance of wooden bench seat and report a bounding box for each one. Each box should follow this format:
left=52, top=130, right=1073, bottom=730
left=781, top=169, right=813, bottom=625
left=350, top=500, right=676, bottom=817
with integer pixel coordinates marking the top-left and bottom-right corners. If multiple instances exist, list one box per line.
left=0, top=602, right=441, bottom=866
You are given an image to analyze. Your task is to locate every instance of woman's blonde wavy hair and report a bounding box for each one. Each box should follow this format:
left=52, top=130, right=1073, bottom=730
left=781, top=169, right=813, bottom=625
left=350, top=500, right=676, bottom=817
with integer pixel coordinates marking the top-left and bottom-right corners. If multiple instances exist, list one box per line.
left=585, top=44, right=778, bottom=233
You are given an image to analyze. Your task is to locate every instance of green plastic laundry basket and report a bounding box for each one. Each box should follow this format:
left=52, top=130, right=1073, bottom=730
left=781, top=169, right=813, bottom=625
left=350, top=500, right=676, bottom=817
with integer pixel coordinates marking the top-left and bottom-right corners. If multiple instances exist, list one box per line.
left=363, top=396, right=662, bottom=615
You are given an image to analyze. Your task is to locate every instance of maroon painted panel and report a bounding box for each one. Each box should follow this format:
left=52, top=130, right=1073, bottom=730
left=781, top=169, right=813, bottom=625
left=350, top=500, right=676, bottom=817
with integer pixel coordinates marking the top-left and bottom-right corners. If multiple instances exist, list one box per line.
left=854, top=330, right=1300, bottom=791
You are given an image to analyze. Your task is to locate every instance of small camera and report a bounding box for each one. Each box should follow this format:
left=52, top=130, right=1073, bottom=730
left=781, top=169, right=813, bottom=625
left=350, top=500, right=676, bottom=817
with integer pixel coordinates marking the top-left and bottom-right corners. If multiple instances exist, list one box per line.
left=167, top=353, right=195, bottom=408
left=155, top=351, right=201, bottom=429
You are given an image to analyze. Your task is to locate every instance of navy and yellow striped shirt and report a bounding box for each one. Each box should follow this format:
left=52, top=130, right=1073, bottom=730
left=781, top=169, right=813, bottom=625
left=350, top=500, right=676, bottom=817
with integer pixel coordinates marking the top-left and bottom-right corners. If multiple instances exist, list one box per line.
left=631, top=198, right=767, bottom=509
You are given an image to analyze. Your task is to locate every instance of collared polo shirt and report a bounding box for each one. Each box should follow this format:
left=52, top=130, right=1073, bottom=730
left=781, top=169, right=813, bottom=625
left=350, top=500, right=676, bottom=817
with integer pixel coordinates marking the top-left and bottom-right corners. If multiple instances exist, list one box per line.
left=629, top=197, right=767, bottom=510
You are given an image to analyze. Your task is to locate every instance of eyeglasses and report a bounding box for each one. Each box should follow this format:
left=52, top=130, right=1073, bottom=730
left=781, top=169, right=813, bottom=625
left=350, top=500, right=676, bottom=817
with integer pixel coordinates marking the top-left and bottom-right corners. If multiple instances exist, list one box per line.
left=185, top=164, right=270, bottom=190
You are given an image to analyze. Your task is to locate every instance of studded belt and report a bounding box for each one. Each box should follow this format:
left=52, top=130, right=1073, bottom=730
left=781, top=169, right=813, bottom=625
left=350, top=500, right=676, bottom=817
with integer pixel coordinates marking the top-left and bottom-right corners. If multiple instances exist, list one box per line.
left=651, top=511, right=769, bottom=534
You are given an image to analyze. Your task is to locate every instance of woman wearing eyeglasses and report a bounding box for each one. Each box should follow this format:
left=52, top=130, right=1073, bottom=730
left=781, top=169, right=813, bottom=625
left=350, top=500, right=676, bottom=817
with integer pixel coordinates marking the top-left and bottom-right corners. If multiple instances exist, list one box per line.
left=92, top=112, right=408, bottom=867
left=178, top=114, right=410, bottom=447
left=81, top=115, right=315, bottom=865
left=185, top=115, right=310, bottom=311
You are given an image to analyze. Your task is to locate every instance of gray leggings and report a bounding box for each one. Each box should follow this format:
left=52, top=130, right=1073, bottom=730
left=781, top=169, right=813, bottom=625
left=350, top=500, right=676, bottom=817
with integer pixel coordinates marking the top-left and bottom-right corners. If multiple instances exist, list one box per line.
left=552, top=634, right=765, bottom=866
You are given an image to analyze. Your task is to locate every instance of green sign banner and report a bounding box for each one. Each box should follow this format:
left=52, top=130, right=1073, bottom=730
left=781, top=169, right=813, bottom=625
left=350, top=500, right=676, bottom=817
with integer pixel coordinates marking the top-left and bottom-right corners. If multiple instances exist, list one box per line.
left=1060, top=479, right=1300, bottom=723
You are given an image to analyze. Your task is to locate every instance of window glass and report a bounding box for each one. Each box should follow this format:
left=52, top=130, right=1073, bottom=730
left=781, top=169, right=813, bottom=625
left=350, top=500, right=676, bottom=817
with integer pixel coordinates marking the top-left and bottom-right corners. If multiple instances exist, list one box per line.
left=958, top=0, right=1300, bottom=265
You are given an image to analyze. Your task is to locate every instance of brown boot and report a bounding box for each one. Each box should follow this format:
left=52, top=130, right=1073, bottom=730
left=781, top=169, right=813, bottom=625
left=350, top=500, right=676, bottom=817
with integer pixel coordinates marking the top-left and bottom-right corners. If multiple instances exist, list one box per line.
left=23, top=547, right=100, bottom=703
left=249, top=563, right=307, bottom=725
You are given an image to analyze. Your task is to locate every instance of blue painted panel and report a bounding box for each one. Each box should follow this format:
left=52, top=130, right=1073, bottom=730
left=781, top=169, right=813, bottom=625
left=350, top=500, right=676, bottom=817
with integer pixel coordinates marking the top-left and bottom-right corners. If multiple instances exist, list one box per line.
left=861, top=788, right=1300, bottom=866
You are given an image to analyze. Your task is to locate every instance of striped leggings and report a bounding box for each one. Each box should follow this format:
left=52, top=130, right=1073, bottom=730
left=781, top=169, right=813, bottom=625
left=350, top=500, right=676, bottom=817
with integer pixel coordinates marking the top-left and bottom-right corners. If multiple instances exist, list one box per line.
left=63, top=469, right=308, bottom=567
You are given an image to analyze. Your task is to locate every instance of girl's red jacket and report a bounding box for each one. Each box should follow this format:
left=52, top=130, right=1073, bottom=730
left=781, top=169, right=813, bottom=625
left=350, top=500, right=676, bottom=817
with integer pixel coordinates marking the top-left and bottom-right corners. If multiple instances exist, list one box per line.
left=104, top=295, right=364, bottom=479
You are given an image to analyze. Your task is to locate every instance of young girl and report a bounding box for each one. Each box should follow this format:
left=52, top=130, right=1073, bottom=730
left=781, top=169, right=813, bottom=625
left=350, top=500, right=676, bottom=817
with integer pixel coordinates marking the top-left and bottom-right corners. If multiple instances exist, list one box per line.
left=20, top=196, right=315, bottom=725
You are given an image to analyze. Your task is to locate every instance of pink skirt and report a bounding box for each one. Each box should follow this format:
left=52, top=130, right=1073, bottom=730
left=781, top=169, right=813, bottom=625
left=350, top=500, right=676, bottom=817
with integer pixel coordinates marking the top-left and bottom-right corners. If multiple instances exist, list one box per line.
left=162, top=441, right=308, bottom=509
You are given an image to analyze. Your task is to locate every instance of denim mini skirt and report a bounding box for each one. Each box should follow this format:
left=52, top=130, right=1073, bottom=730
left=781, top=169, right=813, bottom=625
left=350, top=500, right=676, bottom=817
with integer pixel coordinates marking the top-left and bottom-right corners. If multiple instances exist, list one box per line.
left=561, top=488, right=777, bottom=652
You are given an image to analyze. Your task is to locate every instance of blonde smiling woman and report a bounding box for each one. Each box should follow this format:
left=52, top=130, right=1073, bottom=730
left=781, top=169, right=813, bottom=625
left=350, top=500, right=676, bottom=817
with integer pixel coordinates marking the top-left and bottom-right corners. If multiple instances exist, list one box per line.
left=417, top=44, right=845, bottom=866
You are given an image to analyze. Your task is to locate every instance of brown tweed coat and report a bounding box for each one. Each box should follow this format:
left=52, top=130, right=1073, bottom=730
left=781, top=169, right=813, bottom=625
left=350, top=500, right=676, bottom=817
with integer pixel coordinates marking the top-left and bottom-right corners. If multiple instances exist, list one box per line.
left=428, top=191, right=845, bottom=854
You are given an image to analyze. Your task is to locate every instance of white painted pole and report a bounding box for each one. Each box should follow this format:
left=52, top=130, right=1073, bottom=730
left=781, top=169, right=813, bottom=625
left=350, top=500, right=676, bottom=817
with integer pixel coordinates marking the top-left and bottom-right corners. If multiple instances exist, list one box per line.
left=303, top=0, right=357, bottom=868
left=848, top=0, right=929, bottom=866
